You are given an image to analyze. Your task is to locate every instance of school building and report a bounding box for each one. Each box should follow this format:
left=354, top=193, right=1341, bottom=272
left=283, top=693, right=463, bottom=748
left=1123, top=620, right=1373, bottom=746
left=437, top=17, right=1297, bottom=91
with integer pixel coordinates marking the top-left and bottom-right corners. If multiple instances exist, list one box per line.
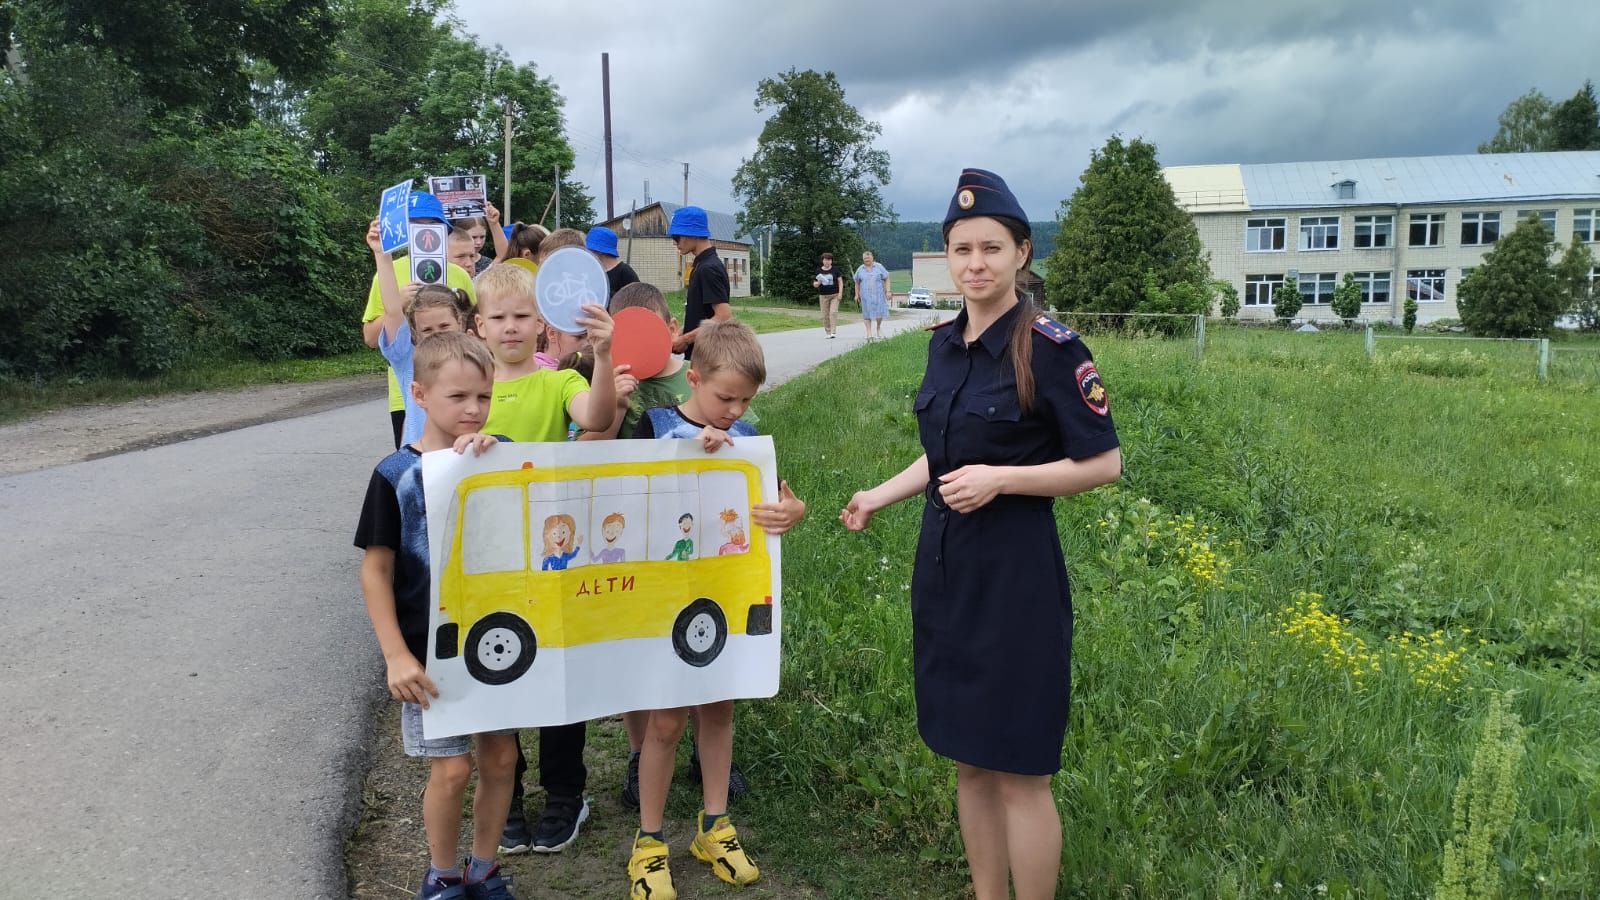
left=594, top=202, right=754, bottom=298
left=1164, top=151, right=1600, bottom=323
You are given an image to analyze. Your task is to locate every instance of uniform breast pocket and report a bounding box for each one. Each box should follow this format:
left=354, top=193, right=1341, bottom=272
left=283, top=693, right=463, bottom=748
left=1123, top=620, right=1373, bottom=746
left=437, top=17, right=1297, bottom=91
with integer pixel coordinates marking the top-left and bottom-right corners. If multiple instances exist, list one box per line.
left=914, top=388, right=939, bottom=449
left=950, top=389, right=1025, bottom=460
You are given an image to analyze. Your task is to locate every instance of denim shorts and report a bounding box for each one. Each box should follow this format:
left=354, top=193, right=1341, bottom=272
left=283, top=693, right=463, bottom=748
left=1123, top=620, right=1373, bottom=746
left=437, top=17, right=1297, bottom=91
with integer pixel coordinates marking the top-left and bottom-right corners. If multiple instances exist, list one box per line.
left=400, top=702, right=517, bottom=758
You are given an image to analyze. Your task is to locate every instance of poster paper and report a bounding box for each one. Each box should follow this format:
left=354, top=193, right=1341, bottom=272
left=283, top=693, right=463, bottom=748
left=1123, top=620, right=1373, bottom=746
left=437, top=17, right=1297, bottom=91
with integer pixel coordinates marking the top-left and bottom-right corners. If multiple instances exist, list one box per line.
left=428, top=174, right=488, bottom=220
left=420, top=438, right=783, bottom=739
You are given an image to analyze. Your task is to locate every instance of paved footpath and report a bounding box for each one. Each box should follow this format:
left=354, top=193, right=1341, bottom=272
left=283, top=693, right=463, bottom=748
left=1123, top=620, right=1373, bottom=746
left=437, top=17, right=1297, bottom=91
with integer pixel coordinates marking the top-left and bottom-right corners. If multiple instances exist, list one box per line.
left=0, top=312, right=943, bottom=900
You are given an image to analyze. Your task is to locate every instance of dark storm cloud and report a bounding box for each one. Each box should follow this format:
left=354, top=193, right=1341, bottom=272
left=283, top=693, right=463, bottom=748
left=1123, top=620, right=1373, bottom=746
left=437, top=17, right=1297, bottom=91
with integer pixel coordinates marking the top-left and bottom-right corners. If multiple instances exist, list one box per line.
left=453, top=0, right=1596, bottom=221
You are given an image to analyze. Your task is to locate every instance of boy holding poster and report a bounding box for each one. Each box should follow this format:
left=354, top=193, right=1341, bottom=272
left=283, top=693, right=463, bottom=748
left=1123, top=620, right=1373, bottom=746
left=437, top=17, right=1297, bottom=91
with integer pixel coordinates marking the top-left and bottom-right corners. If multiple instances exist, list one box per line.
left=626, top=320, right=806, bottom=899
left=354, top=332, right=520, bottom=900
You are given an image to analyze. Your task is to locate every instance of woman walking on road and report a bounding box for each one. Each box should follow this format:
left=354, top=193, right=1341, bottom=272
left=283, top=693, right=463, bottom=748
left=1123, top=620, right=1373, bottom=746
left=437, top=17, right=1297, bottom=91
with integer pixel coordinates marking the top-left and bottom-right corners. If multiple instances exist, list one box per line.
left=839, top=169, right=1121, bottom=900
left=852, top=250, right=890, bottom=339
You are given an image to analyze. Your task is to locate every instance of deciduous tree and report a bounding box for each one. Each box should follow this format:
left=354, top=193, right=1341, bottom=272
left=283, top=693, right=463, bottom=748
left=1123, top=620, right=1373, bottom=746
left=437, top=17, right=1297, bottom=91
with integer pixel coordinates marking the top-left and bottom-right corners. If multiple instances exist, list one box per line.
left=732, top=68, right=891, bottom=303
left=1555, top=237, right=1598, bottom=331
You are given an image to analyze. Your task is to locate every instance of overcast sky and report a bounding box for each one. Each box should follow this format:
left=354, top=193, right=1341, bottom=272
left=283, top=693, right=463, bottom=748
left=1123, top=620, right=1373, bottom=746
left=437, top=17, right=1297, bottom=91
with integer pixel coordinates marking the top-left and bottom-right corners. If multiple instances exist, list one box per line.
left=453, top=0, right=1599, bottom=225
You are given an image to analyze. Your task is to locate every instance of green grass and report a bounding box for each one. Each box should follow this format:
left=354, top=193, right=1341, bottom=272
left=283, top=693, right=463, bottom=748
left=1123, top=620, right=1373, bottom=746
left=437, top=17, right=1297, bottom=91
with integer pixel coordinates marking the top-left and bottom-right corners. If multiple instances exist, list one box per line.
left=734, top=308, right=822, bottom=334
left=889, top=268, right=912, bottom=293
left=0, top=350, right=386, bottom=426
left=732, top=323, right=1600, bottom=897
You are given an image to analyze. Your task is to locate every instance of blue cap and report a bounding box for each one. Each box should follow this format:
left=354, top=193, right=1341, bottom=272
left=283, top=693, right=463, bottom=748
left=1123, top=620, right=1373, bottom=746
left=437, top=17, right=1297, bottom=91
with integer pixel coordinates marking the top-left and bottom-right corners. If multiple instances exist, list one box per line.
left=408, top=191, right=452, bottom=232
left=502, top=224, right=514, bottom=240
left=942, top=168, right=1029, bottom=236
left=585, top=226, right=620, bottom=257
left=667, top=205, right=711, bottom=238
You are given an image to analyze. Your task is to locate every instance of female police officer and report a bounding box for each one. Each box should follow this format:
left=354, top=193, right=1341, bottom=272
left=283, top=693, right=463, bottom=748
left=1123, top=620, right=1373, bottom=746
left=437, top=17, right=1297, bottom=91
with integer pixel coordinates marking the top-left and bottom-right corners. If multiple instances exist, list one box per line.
left=840, top=169, right=1121, bottom=899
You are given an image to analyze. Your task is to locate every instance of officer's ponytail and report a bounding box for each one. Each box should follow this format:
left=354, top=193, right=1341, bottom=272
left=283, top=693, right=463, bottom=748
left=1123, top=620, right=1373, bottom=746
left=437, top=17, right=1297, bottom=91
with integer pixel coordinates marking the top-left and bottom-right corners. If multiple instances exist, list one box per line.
left=995, top=217, right=1036, bottom=415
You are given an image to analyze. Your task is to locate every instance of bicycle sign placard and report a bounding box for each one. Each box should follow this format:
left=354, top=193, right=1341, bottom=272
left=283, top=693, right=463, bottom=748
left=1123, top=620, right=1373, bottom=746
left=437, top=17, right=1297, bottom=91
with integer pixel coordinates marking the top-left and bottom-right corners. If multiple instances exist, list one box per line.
left=535, top=246, right=608, bottom=334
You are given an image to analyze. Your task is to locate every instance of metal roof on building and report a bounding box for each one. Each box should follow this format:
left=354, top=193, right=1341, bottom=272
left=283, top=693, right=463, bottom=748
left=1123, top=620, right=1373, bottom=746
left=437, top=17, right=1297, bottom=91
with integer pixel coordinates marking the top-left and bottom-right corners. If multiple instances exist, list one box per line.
left=1237, top=151, right=1600, bottom=209
left=657, top=202, right=753, bottom=245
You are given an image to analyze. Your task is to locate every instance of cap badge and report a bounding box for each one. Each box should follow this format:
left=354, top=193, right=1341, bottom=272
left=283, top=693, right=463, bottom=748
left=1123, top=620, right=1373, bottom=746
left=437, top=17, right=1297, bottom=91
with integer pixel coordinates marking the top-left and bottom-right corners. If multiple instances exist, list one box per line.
left=957, top=189, right=975, bottom=210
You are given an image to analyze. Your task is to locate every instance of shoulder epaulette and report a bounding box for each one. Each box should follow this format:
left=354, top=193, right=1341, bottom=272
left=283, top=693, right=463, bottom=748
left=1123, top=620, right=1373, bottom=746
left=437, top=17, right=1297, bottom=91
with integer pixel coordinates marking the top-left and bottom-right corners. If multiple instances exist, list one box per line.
left=924, top=318, right=956, bottom=332
left=1031, top=313, right=1078, bottom=344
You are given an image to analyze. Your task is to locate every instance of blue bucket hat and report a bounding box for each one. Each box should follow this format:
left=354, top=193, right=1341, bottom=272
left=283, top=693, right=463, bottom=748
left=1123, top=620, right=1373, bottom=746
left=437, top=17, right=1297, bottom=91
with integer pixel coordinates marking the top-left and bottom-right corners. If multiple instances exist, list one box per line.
left=408, top=191, right=452, bottom=232
left=942, top=168, right=1029, bottom=236
left=667, top=205, right=712, bottom=239
left=585, top=226, right=620, bottom=257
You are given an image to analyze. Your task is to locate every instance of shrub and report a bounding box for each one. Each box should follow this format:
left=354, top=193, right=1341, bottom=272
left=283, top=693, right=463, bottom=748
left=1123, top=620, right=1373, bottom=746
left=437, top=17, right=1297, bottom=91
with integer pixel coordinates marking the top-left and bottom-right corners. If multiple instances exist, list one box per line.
left=1272, top=276, right=1303, bottom=322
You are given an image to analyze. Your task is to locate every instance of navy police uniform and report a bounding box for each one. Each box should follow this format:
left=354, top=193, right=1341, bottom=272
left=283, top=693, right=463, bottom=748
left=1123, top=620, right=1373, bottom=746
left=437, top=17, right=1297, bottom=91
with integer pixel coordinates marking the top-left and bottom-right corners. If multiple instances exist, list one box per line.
left=910, top=170, right=1119, bottom=775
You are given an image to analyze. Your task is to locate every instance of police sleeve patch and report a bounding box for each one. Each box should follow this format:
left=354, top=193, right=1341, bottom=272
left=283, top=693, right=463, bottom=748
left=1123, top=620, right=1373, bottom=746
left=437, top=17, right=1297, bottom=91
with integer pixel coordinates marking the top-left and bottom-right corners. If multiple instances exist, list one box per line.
left=1032, top=314, right=1078, bottom=344
left=1075, top=361, right=1108, bottom=416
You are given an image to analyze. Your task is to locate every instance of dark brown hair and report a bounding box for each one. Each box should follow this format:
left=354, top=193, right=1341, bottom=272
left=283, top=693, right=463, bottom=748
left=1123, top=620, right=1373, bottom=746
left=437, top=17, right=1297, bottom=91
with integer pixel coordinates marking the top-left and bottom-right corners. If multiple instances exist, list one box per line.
left=403, top=285, right=471, bottom=339
left=506, top=222, right=549, bottom=258
left=609, top=282, right=670, bottom=320
left=942, top=215, right=1037, bottom=413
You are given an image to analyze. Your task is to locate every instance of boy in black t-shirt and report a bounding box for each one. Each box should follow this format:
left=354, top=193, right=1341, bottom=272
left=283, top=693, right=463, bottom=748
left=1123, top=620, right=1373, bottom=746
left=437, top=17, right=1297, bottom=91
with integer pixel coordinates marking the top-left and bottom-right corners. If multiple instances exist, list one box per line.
left=666, top=205, right=731, bottom=360
left=811, top=251, right=843, bottom=338
left=354, top=332, right=520, bottom=900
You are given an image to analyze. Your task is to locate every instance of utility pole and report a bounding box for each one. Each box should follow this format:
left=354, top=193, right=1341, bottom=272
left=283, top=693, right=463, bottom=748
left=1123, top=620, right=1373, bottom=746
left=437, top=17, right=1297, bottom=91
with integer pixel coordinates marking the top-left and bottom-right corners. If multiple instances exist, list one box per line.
left=602, top=53, right=615, bottom=220
left=625, top=200, right=636, bottom=263
left=554, top=166, right=562, bottom=229
left=682, top=162, right=689, bottom=207
left=502, top=99, right=513, bottom=221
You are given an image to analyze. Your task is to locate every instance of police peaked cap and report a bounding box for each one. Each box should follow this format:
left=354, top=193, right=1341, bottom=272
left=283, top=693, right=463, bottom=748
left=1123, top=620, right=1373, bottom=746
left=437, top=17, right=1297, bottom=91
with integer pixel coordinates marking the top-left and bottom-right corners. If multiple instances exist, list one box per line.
left=943, top=168, right=1030, bottom=236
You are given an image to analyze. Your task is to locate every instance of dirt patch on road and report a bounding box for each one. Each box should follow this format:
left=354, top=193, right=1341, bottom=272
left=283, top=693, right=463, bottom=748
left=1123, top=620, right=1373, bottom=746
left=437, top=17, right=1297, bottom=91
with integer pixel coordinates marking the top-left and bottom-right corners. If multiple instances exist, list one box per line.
left=0, top=376, right=385, bottom=478
left=347, top=705, right=820, bottom=899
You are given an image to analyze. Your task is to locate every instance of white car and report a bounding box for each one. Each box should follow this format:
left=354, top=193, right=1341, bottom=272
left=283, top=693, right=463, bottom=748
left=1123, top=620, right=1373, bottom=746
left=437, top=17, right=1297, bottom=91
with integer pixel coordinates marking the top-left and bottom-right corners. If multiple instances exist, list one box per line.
left=906, top=287, right=933, bottom=309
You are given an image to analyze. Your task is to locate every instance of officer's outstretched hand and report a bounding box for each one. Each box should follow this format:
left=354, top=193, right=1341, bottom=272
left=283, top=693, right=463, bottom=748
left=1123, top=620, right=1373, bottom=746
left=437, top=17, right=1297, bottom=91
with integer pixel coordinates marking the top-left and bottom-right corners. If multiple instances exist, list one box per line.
left=839, top=489, right=881, bottom=531
left=937, top=465, right=1003, bottom=514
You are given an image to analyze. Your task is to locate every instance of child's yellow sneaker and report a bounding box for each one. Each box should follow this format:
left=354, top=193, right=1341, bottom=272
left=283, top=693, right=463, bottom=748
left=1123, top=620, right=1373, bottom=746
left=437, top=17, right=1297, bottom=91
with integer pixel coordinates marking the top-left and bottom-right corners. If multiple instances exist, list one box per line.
left=627, top=833, right=675, bottom=900
left=689, top=812, right=760, bottom=886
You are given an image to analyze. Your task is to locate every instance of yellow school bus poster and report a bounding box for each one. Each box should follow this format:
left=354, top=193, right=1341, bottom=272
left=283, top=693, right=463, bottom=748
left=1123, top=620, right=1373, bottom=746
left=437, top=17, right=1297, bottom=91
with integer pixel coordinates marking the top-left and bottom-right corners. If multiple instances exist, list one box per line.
left=419, top=437, right=782, bottom=739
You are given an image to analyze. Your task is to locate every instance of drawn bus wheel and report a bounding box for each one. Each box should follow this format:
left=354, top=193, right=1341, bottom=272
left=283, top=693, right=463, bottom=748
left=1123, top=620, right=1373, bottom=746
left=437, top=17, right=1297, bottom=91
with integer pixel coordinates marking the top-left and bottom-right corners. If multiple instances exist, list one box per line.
left=672, top=598, right=727, bottom=668
left=464, top=613, right=536, bottom=685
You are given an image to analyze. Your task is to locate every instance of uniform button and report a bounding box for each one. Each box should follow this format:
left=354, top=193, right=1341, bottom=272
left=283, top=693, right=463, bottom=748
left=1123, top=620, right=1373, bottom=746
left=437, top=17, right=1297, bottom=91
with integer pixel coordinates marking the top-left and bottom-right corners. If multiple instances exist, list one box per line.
left=939, top=512, right=947, bottom=521
left=935, top=555, right=943, bottom=564
left=987, top=406, right=996, bottom=415
left=940, top=428, right=946, bottom=436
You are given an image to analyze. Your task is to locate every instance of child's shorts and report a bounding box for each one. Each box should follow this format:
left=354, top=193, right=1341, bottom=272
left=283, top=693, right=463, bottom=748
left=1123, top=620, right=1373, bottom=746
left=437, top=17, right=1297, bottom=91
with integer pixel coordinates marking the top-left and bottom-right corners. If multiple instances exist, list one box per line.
left=401, top=702, right=518, bottom=758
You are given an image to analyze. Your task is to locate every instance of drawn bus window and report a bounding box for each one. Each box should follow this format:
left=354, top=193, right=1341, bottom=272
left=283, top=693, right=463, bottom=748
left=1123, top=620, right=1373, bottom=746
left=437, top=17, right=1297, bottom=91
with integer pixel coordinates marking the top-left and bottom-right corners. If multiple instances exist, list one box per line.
left=462, top=485, right=525, bottom=574
left=436, top=459, right=775, bottom=685
left=649, top=472, right=700, bottom=561
left=701, top=470, right=751, bottom=556
left=590, top=475, right=648, bottom=565
left=531, top=478, right=591, bottom=571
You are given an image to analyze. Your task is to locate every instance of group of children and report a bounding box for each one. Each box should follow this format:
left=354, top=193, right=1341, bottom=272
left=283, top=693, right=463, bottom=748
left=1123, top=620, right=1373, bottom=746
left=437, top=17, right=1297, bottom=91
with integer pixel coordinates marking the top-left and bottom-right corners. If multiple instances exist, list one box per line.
left=354, top=195, right=807, bottom=900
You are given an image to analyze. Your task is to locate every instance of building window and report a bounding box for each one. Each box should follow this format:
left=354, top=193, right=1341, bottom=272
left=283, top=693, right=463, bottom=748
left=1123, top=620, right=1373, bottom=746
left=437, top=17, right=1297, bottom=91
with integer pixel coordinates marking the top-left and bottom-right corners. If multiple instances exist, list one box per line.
left=1354, top=215, right=1392, bottom=248
left=1354, top=271, right=1391, bottom=305
left=1576, top=209, right=1599, bottom=243
left=1409, top=213, right=1445, bottom=247
left=1334, top=180, right=1357, bottom=200
left=1244, top=274, right=1283, bottom=306
left=1407, top=269, right=1447, bottom=303
left=1245, top=218, right=1287, bottom=252
left=1516, top=209, right=1557, bottom=232
left=1460, top=212, right=1500, bottom=246
left=1297, top=272, right=1336, bottom=304
left=1299, top=216, right=1340, bottom=251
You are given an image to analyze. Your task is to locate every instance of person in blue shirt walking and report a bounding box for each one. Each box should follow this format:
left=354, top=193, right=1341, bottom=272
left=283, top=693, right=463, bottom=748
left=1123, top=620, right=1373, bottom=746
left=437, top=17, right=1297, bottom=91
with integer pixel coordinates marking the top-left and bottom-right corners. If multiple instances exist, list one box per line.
left=852, top=250, right=891, bottom=340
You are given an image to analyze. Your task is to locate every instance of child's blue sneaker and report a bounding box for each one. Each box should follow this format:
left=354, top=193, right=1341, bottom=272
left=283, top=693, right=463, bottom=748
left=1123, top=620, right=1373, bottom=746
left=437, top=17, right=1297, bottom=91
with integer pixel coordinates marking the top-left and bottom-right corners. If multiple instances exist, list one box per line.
left=465, top=862, right=517, bottom=900
left=415, top=871, right=467, bottom=900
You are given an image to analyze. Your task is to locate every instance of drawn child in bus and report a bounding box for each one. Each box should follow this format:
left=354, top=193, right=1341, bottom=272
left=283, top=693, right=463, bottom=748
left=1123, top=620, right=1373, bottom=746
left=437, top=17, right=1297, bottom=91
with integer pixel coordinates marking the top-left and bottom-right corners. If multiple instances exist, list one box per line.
left=540, top=513, right=582, bottom=570
left=717, top=508, right=749, bottom=556
left=665, top=513, right=695, bottom=561
left=591, top=512, right=627, bottom=564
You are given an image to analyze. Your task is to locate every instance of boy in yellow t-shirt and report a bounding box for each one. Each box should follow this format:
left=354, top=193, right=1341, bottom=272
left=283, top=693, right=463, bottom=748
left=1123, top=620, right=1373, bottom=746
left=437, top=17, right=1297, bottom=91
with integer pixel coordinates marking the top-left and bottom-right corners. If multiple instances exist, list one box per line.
left=472, top=262, right=621, bottom=855
left=361, top=190, right=477, bottom=448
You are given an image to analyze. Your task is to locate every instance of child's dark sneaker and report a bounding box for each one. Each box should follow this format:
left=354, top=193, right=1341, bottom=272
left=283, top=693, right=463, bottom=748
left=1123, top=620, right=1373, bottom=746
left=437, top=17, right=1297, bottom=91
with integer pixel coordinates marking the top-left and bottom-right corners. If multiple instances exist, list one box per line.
left=415, top=872, right=467, bottom=900
left=464, top=862, right=516, bottom=900
left=620, top=750, right=641, bottom=810
left=688, top=749, right=749, bottom=803
left=530, top=794, right=589, bottom=852
left=498, top=801, right=532, bottom=855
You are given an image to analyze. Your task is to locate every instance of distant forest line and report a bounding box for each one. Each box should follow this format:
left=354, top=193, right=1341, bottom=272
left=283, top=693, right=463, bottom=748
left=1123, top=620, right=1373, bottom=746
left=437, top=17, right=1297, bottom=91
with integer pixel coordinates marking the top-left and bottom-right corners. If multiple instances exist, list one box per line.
left=857, top=221, right=1059, bottom=270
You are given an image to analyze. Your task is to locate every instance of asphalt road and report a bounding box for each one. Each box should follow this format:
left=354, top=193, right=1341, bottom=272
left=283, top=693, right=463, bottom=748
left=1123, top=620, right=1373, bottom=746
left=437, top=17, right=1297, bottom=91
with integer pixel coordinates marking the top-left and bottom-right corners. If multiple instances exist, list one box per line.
left=0, top=313, right=943, bottom=899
